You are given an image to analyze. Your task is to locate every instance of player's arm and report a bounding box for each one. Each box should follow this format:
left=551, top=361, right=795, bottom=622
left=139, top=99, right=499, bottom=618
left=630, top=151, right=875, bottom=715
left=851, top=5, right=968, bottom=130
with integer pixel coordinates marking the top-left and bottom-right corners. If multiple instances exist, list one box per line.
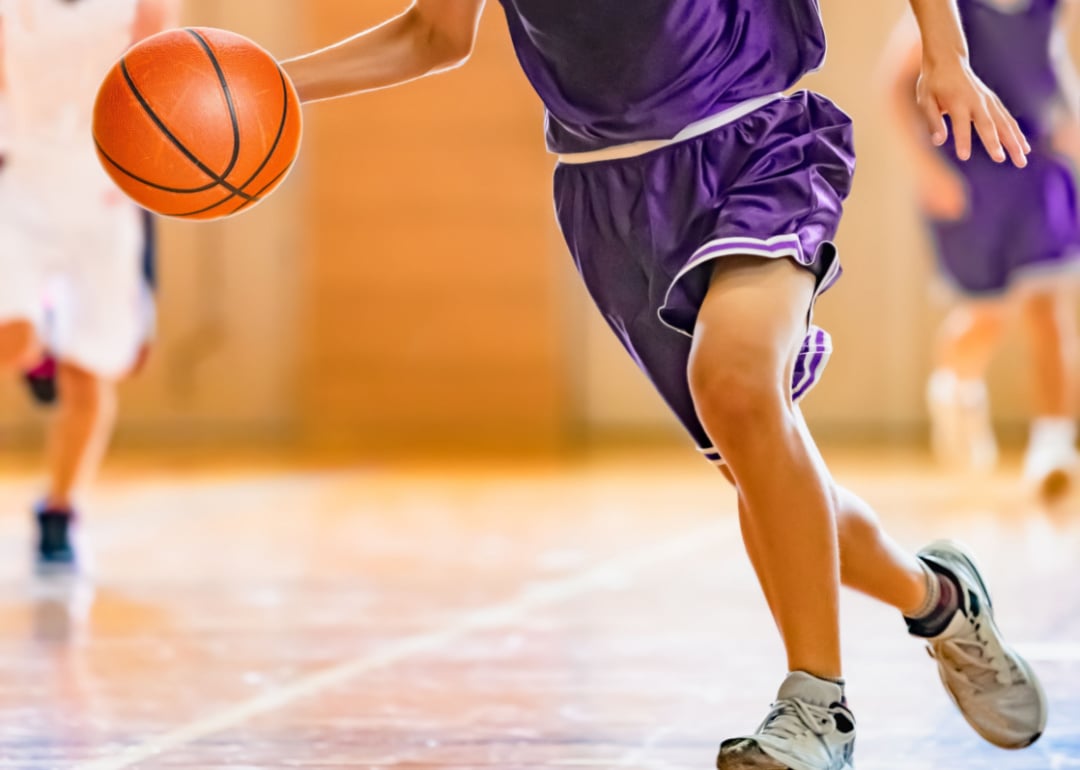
left=907, top=0, right=1029, bottom=167
left=881, top=14, right=968, bottom=219
left=131, top=0, right=181, bottom=44
left=281, top=0, right=486, bottom=104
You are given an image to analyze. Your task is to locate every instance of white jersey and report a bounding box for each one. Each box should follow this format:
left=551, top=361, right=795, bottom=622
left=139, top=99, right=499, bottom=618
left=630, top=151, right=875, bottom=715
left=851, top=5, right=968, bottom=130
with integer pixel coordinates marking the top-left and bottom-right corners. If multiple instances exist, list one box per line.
left=1, top=0, right=137, bottom=202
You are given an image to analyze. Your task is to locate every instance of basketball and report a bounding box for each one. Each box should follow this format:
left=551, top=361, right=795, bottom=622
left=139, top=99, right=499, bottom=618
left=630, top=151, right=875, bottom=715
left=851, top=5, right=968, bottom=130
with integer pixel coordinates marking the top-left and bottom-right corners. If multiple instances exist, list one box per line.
left=93, top=27, right=302, bottom=220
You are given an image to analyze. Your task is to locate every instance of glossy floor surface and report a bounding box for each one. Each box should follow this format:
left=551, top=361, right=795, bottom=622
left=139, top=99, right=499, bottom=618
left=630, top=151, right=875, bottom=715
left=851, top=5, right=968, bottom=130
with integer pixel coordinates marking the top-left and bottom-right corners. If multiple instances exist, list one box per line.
left=0, top=449, right=1078, bottom=769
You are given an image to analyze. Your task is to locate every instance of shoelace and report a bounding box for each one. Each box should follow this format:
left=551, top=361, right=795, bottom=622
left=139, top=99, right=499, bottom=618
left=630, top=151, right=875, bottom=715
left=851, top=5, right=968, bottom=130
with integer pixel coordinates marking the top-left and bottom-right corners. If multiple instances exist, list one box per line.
left=931, top=617, right=1024, bottom=691
left=757, top=698, right=834, bottom=740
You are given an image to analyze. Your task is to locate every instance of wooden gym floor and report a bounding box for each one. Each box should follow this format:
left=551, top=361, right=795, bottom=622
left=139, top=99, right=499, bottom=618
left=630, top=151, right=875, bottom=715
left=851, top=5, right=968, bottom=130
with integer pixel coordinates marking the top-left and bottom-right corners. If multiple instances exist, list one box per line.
left=0, top=448, right=1077, bottom=769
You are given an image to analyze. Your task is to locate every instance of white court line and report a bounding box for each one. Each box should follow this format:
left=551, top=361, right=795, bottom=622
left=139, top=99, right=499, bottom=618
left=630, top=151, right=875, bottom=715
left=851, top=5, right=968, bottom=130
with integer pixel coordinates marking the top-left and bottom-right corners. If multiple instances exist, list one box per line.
left=73, top=522, right=727, bottom=770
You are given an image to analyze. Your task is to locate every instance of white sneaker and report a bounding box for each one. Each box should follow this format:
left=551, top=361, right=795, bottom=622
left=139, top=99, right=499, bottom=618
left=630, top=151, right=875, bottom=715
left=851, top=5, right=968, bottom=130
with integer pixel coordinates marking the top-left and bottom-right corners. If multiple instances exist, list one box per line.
left=926, top=371, right=997, bottom=473
left=1023, top=420, right=1079, bottom=500
left=917, top=541, right=1047, bottom=749
left=716, top=672, right=855, bottom=770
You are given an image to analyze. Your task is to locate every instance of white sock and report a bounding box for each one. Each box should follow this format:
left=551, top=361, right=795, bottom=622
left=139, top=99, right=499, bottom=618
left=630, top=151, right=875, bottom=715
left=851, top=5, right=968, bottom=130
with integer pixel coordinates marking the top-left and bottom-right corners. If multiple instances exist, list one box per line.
left=1029, top=417, right=1077, bottom=452
left=905, top=560, right=942, bottom=620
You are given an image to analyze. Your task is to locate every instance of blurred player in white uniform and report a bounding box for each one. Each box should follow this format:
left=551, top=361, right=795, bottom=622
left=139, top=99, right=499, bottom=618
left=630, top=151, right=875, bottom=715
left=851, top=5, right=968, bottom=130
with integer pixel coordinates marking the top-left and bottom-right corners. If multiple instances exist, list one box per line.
left=0, top=0, right=179, bottom=573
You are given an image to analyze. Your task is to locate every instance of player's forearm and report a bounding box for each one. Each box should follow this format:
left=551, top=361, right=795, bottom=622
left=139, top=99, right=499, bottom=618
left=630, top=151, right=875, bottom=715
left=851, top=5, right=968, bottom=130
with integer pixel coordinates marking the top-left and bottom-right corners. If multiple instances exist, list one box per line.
left=907, top=0, right=970, bottom=67
left=282, top=9, right=469, bottom=104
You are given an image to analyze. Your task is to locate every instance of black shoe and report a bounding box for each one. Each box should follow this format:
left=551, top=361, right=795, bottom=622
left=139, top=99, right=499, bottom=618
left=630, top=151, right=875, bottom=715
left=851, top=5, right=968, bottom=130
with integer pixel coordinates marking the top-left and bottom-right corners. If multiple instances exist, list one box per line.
left=23, top=356, right=59, bottom=407
left=35, top=507, right=79, bottom=575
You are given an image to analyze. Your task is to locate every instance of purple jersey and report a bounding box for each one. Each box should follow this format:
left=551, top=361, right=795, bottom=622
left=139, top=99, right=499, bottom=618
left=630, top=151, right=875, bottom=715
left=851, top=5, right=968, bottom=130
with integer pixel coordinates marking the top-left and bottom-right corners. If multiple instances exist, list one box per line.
left=959, top=0, right=1063, bottom=142
left=496, top=0, right=827, bottom=153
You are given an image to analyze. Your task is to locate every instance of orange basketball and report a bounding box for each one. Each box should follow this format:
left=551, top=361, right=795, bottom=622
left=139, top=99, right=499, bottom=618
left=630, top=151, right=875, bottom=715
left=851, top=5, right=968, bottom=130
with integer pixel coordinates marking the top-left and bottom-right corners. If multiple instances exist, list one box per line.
left=93, top=27, right=302, bottom=220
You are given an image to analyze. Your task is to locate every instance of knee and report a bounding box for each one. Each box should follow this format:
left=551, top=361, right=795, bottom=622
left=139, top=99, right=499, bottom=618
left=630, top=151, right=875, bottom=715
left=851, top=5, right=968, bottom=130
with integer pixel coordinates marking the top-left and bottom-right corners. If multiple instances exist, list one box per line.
left=1021, top=291, right=1065, bottom=328
left=687, top=341, right=787, bottom=446
left=0, top=321, right=40, bottom=371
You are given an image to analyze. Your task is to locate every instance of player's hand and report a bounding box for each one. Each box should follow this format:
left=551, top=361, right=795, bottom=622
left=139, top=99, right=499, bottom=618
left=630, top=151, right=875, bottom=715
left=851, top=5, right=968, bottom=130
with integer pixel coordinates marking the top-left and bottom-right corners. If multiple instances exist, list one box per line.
left=916, top=55, right=1030, bottom=167
left=917, top=161, right=968, bottom=221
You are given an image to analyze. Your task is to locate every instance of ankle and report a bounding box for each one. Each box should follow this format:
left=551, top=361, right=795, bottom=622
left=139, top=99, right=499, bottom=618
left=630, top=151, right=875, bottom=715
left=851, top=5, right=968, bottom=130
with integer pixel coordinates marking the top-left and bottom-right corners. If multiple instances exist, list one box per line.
left=905, top=559, right=961, bottom=637
left=39, top=498, right=76, bottom=516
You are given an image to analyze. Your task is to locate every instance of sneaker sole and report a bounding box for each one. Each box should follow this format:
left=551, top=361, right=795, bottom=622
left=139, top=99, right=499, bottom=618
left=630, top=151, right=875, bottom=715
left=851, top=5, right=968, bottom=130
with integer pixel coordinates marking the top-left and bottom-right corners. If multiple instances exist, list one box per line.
left=1036, top=467, right=1072, bottom=502
left=716, top=743, right=854, bottom=770
left=920, top=540, right=1048, bottom=749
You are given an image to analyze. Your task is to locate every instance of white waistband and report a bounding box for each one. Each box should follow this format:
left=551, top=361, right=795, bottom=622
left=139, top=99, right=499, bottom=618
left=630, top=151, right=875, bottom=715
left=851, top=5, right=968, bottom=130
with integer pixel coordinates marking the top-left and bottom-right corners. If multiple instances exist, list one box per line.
left=556, top=92, right=784, bottom=165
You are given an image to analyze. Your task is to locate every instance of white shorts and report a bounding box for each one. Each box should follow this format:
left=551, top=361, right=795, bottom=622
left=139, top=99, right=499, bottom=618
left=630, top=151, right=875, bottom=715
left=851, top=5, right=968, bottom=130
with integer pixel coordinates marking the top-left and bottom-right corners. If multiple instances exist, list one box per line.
left=0, top=178, right=150, bottom=379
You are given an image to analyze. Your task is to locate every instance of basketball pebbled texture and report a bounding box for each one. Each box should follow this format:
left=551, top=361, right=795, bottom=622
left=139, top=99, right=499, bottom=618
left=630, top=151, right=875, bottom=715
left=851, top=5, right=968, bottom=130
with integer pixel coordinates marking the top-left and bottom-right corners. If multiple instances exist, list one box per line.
left=93, top=27, right=302, bottom=220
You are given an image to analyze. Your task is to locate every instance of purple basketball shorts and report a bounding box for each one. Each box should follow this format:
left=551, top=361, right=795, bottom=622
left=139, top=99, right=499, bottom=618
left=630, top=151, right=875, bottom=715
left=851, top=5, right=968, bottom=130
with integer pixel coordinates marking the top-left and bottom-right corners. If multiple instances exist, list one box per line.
left=553, top=91, right=855, bottom=464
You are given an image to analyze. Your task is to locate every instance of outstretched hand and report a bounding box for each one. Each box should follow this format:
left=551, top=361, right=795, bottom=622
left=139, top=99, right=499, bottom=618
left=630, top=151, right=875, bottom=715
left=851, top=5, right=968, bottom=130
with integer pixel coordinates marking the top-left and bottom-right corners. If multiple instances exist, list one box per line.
left=916, top=56, right=1030, bottom=167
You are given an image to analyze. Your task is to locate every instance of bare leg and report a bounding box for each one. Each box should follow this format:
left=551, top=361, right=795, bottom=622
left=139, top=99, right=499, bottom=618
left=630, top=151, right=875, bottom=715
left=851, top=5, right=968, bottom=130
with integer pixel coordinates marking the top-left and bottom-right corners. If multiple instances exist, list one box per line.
left=0, top=320, right=42, bottom=372
left=1020, top=290, right=1077, bottom=418
left=791, top=410, right=928, bottom=613
left=45, top=362, right=118, bottom=510
left=1019, top=289, right=1079, bottom=494
left=929, top=303, right=1008, bottom=471
left=936, top=302, right=1008, bottom=379
left=688, top=256, right=840, bottom=679
left=723, top=413, right=928, bottom=619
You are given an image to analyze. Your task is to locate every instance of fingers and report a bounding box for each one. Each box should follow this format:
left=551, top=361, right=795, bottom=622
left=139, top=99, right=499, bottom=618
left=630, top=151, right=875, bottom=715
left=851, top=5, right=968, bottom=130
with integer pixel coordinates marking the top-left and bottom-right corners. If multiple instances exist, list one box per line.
left=918, top=85, right=948, bottom=147
left=991, top=96, right=1030, bottom=168
left=951, top=108, right=972, bottom=161
left=971, top=106, right=1005, bottom=164
left=937, top=92, right=1028, bottom=166
left=920, top=63, right=1032, bottom=167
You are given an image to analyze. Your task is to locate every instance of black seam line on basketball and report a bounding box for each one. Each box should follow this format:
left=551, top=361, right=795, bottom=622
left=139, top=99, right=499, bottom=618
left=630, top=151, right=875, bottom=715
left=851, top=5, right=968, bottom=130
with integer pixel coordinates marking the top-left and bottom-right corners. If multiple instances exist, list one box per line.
left=172, top=166, right=291, bottom=218
left=169, top=67, right=292, bottom=217
left=228, top=68, right=293, bottom=214
left=119, top=57, right=255, bottom=201
left=95, top=137, right=222, bottom=194
left=230, top=164, right=292, bottom=215
left=173, top=163, right=292, bottom=219
left=185, top=28, right=241, bottom=184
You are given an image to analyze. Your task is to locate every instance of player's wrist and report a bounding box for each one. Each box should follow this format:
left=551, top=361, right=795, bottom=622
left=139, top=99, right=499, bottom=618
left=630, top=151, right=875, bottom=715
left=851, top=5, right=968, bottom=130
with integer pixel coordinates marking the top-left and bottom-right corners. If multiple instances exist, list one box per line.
left=909, top=0, right=971, bottom=65
left=919, top=44, right=971, bottom=78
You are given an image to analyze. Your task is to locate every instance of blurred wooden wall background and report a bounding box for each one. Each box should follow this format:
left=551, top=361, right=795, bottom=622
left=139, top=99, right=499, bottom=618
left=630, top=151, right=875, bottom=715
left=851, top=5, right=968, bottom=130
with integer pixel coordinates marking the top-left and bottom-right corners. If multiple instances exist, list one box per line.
left=0, top=0, right=1058, bottom=455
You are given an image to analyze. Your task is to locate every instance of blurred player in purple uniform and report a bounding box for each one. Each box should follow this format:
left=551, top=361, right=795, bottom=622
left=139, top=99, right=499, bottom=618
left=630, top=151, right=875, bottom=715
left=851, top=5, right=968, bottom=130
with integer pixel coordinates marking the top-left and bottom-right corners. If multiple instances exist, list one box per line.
left=886, top=0, right=1080, bottom=498
left=282, top=3, right=1045, bottom=768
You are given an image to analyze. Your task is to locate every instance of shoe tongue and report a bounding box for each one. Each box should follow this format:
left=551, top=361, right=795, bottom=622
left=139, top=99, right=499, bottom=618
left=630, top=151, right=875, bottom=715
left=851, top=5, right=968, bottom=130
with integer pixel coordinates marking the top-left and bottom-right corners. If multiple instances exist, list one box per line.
left=777, top=671, right=843, bottom=706
left=931, top=607, right=974, bottom=640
